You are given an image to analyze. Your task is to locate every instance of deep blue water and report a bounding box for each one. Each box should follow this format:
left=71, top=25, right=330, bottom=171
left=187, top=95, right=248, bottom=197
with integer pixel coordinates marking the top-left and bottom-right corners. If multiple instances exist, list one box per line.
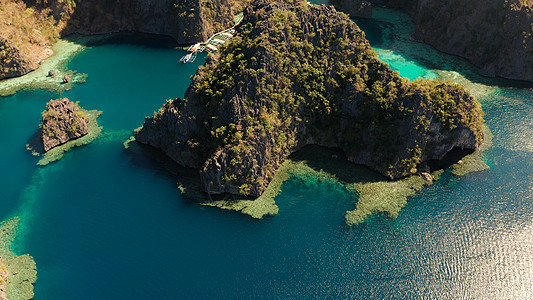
left=1, top=10, right=533, bottom=299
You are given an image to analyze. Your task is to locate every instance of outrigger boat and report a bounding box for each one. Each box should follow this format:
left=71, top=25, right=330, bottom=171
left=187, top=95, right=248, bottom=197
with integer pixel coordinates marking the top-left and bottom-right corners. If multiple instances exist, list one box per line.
left=179, top=52, right=197, bottom=63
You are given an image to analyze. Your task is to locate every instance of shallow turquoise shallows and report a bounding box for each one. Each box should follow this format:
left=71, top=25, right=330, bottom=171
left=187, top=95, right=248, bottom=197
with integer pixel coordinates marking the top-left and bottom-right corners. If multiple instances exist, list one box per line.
left=1, top=9, right=533, bottom=299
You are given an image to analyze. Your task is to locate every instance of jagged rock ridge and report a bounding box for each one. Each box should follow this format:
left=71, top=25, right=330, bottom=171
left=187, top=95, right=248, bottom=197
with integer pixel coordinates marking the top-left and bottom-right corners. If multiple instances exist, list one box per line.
left=136, top=0, right=485, bottom=197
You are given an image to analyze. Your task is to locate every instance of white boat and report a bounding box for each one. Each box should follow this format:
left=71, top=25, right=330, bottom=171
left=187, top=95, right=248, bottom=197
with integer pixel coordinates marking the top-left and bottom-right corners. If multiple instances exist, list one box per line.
left=179, top=52, right=197, bottom=63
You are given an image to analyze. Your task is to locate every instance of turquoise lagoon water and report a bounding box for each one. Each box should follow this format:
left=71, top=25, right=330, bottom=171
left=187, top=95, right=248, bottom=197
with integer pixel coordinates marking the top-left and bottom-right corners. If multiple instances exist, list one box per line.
left=1, top=12, right=533, bottom=299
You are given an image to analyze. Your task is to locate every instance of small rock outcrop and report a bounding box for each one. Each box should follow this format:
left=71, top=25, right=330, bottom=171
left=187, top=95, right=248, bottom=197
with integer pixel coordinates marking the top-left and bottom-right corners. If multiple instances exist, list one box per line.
left=136, top=0, right=485, bottom=198
left=41, top=98, right=89, bottom=152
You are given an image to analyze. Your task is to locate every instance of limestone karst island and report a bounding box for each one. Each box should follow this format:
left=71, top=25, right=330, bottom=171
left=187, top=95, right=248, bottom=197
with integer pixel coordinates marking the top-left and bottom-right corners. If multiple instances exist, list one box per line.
left=1, top=0, right=531, bottom=298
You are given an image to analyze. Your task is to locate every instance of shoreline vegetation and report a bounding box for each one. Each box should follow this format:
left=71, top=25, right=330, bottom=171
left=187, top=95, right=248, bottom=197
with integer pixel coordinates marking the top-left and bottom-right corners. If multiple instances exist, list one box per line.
left=0, top=217, right=37, bottom=300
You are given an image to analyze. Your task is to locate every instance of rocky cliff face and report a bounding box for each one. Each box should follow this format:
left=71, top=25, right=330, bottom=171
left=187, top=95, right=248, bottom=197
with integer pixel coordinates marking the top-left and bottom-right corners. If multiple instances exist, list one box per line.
left=41, top=98, right=89, bottom=152
left=1, top=0, right=237, bottom=79
left=54, top=0, right=235, bottom=44
left=0, top=0, right=58, bottom=80
left=333, top=0, right=533, bottom=82
left=136, top=0, right=484, bottom=197
left=411, top=0, right=532, bottom=81
left=0, top=38, right=35, bottom=80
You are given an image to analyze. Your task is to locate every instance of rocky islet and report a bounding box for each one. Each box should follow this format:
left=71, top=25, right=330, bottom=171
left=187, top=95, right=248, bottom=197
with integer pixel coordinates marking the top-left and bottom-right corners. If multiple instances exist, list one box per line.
left=40, top=98, right=89, bottom=152
left=136, top=0, right=485, bottom=199
left=26, top=97, right=103, bottom=166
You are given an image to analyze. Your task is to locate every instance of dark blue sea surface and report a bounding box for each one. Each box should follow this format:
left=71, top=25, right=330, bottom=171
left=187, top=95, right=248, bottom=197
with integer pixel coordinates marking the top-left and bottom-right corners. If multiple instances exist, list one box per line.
left=1, top=10, right=532, bottom=299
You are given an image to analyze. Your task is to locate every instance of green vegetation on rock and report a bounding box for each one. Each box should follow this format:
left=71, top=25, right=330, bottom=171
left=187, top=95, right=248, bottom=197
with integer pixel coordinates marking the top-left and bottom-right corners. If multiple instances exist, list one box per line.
left=0, top=0, right=62, bottom=80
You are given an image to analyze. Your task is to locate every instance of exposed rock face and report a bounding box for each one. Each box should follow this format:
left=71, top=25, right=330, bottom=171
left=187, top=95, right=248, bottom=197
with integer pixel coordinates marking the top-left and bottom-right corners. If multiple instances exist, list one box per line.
left=136, top=0, right=484, bottom=197
left=41, top=98, right=89, bottom=152
left=55, top=0, right=236, bottom=44
left=329, top=0, right=372, bottom=18
left=24, top=0, right=238, bottom=44
left=1, top=0, right=239, bottom=79
left=333, top=0, right=533, bottom=82
left=0, top=39, right=36, bottom=80
left=0, top=0, right=58, bottom=80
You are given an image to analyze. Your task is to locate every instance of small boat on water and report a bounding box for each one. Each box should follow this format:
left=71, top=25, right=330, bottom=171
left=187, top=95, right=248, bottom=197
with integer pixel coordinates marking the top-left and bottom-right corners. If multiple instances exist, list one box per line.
left=179, top=52, right=197, bottom=63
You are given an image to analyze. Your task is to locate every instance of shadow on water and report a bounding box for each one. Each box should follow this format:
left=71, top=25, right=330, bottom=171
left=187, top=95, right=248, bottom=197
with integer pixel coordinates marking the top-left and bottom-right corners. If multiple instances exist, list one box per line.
left=289, top=144, right=475, bottom=185
left=124, top=141, right=478, bottom=209
left=125, top=141, right=264, bottom=206
left=83, top=32, right=181, bottom=49
left=289, top=145, right=387, bottom=185
left=426, top=147, right=474, bottom=172
left=122, top=141, right=206, bottom=204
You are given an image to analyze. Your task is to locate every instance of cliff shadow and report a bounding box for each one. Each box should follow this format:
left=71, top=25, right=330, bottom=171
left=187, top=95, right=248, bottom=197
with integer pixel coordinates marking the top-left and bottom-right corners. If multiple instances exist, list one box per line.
left=287, top=145, right=388, bottom=185
left=426, top=147, right=475, bottom=173
left=123, top=141, right=207, bottom=204
left=25, top=127, right=45, bottom=156
left=81, top=32, right=179, bottom=49
left=288, top=144, right=475, bottom=185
